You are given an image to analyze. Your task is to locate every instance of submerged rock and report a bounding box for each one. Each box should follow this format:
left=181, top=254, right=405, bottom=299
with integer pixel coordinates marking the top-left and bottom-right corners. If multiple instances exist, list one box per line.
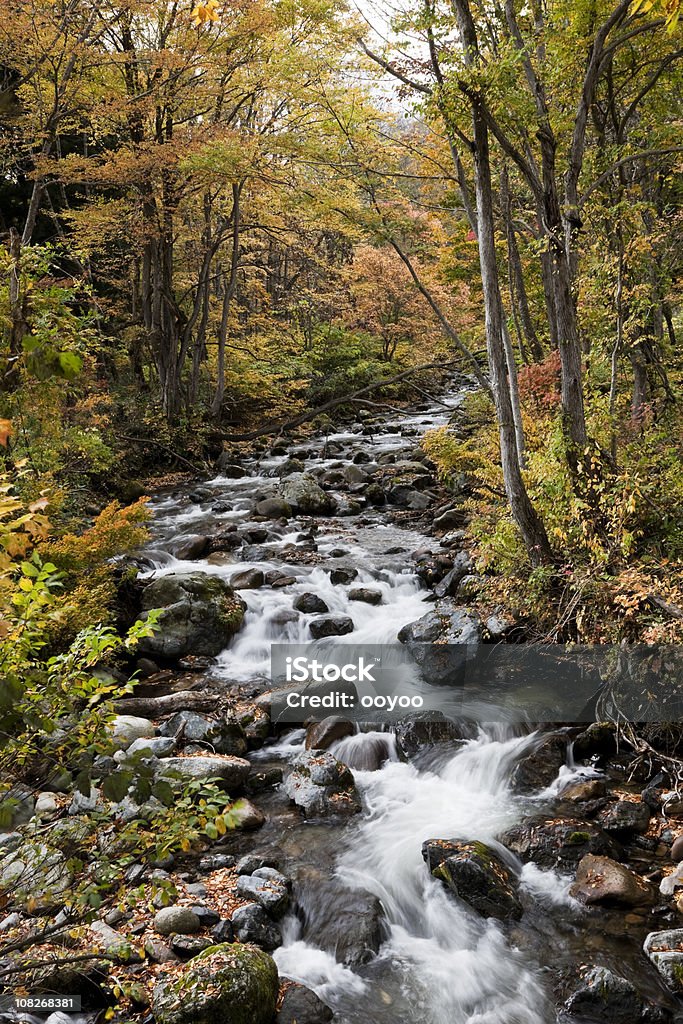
left=140, top=571, right=245, bottom=659
left=152, top=943, right=278, bottom=1024
left=277, top=983, right=333, bottom=1024
left=499, top=816, right=619, bottom=869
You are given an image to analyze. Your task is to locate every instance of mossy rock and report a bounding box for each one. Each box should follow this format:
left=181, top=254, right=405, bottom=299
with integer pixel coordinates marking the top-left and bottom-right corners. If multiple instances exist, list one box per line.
left=139, top=571, right=246, bottom=659
left=152, top=943, right=278, bottom=1024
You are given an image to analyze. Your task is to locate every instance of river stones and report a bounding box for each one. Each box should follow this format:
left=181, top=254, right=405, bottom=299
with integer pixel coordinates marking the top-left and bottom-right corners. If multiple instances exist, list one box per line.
left=159, top=712, right=247, bottom=756
left=329, top=566, right=358, bottom=584
left=152, top=943, right=278, bottom=1024
left=280, top=473, right=337, bottom=515
left=231, top=903, right=282, bottom=950
left=277, top=984, right=333, bottom=1024
left=108, top=715, right=155, bottom=751
left=139, top=571, right=246, bottom=659
left=230, top=568, right=265, bottom=589
left=154, top=907, right=202, bottom=936
left=394, top=712, right=475, bottom=761
left=155, top=754, right=251, bottom=791
left=236, top=869, right=289, bottom=917
left=433, top=551, right=473, bottom=598
left=511, top=733, right=568, bottom=792
left=283, top=750, right=361, bottom=817
left=423, top=839, right=522, bottom=921
left=296, top=870, right=383, bottom=965
left=293, top=592, right=329, bottom=614
left=306, top=717, right=355, bottom=751
left=499, top=816, right=620, bottom=869
left=398, top=601, right=482, bottom=685
left=348, top=586, right=382, bottom=605
left=644, top=929, right=683, bottom=994
left=597, top=799, right=651, bottom=835
left=309, top=615, right=354, bottom=639
left=564, top=967, right=644, bottom=1024
left=569, top=854, right=655, bottom=907
left=172, top=534, right=210, bottom=560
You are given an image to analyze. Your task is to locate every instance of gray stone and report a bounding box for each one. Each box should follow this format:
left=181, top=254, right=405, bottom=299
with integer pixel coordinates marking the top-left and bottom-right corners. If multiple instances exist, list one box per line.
left=500, top=817, right=620, bottom=870
left=306, top=716, right=355, bottom=751
left=293, top=592, right=329, bottom=614
left=107, top=715, right=156, bottom=750
left=156, top=754, right=250, bottom=791
left=309, top=615, right=354, bottom=639
left=597, top=799, right=651, bottom=835
left=644, top=929, right=683, bottom=994
left=230, top=568, right=265, bottom=589
left=398, top=601, right=482, bottom=685
left=348, top=587, right=382, bottom=605
left=565, top=967, right=642, bottom=1024
left=154, top=906, right=202, bottom=936
left=89, top=920, right=139, bottom=962
left=236, top=873, right=289, bottom=917
left=329, top=567, right=357, bottom=585
left=173, top=535, right=210, bottom=560
left=159, top=712, right=246, bottom=756
left=140, top=571, right=246, bottom=659
left=236, top=853, right=279, bottom=875
left=277, top=983, right=333, bottom=1024
left=284, top=750, right=361, bottom=817
left=254, top=496, right=292, bottom=519
left=280, top=473, right=336, bottom=515
left=152, top=943, right=279, bottom=1024
left=394, top=713, right=474, bottom=760
left=231, top=904, right=282, bottom=951
left=115, top=736, right=176, bottom=762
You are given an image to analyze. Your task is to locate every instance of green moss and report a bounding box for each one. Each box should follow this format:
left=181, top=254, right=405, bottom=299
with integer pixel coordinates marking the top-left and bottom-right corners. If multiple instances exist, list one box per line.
left=567, top=831, right=591, bottom=844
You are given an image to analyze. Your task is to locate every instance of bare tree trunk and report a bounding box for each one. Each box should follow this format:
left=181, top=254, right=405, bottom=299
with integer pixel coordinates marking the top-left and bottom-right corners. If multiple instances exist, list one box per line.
left=211, top=184, right=241, bottom=420
left=501, top=165, right=543, bottom=362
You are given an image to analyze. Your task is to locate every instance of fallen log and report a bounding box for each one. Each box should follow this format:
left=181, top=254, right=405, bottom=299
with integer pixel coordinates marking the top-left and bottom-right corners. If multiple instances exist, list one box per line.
left=113, top=690, right=217, bottom=716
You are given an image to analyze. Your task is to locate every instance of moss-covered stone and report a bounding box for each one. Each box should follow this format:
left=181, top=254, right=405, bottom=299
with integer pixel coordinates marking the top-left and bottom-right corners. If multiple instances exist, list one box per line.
left=152, top=943, right=278, bottom=1024
left=139, top=571, right=246, bottom=659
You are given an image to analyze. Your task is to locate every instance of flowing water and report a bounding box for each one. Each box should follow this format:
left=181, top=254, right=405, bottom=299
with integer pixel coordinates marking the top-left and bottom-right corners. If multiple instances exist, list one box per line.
left=136, top=386, right=628, bottom=1023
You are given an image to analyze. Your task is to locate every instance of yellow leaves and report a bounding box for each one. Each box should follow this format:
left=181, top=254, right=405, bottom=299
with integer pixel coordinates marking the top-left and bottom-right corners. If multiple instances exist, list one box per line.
left=631, top=0, right=682, bottom=31
left=191, top=0, right=220, bottom=26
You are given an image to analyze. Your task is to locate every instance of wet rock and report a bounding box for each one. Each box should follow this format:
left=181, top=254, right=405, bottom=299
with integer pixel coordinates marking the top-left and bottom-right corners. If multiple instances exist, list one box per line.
left=230, top=798, right=266, bottom=830
left=365, top=482, right=386, bottom=505
left=353, top=450, right=371, bottom=463
left=644, top=929, right=683, bottom=994
left=154, top=906, right=202, bottom=935
left=140, top=572, right=246, bottom=659
left=254, top=496, right=292, bottom=519
left=277, top=983, right=333, bottom=1024
left=330, top=567, right=358, bottom=585
left=572, top=721, right=618, bottom=763
left=570, top=854, right=655, bottom=907
left=283, top=750, right=361, bottom=817
left=172, top=534, right=210, bottom=560
left=597, top=799, right=651, bottom=835
left=424, top=839, right=522, bottom=921
left=216, top=454, right=247, bottom=477
left=236, top=871, right=289, bottom=917
left=309, top=615, right=354, bottom=639
left=236, top=853, right=279, bottom=875
left=394, top=712, right=475, bottom=760
left=564, top=966, right=643, bottom=1024
left=231, top=903, right=282, bottom=951
left=398, top=602, right=482, bottom=685
left=294, top=592, right=329, bottom=614
left=208, top=528, right=242, bottom=553
left=281, top=473, right=337, bottom=515
left=557, top=776, right=608, bottom=803
left=433, top=505, right=466, bottom=530
left=511, top=734, right=567, bottom=792
left=108, top=715, right=155, bottom=751
left=268, top=571, right=298, bottom=588
left=499, top=816, right=620, bottom=870
left=298, top=874, right=383, bottom=965
left=433, top=551, right=473, bottom=599
left=192, top=905, right=220, bottom=927
left=230, top=568, right=265, bottom=589
left=156, top=754, right=250, bottom=791
left=277, top=458, right=306, bottom=476
left=152, top=943, right=279, bottom=1024
left=348, top=587, right=382, bottom=605
left=306, top=716, right=355, bottom=751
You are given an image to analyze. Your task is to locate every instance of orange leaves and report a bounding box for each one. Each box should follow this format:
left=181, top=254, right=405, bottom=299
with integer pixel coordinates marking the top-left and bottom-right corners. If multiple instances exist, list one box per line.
left=191, top=0, right=220, bottom=26
left=0, top=420, right=11, bottom=447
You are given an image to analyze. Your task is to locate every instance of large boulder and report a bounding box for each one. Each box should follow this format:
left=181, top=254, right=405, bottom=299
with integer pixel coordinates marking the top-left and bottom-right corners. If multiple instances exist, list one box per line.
left=283, top=751, right=361, bottom=817
left=280, top=473, right=337, bottom=515
left=309, top=616, right=354, bottom=639
left=231, top=904, right=282, bottom=951
left=398, top=600, right=482, bottom=685
left=277, top=983, right=333, bottom=1024
left=499, top=816, right=619, bottom=870
left=394, top=712, right=475, bottom=761
left=140, top=572, right=246, bottom=659
left=597, top=799, right=651, bottom=836
left=423, top=839, right=522, bottom=920
left=511, top=733, right=567, bottom=792
left=306, top=717, right=355, bottom=751
left=152, top=943, right=278, bottom=1024
left=564, top=967, right=644, bottom=1024
left=570, top=854, right=655, bottom=908
left=297, top=871, right=383, bottom=965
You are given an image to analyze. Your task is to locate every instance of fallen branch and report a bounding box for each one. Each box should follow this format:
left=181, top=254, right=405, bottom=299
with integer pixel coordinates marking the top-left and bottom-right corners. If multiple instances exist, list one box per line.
left=648, top=594, right=683, bottom=621
left=115, top=434, right=208, bottom=473
left=113, top=690, right=217, bottom=716
left=221, top=361, right=467, bottom=442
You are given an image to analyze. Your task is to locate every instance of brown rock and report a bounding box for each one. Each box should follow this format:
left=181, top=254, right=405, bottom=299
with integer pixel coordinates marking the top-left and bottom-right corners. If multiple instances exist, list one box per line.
left=570, top=854, right=655, bottom=908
